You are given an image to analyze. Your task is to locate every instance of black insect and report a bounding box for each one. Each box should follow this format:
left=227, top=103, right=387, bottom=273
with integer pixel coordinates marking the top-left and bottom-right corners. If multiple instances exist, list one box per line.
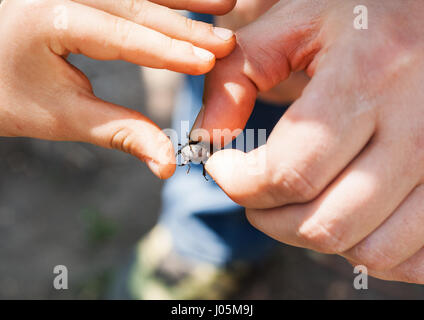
left=176, top=140, right=211, bottom=181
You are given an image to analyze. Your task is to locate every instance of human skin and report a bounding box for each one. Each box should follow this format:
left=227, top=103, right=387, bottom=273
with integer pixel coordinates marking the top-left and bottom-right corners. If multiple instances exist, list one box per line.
left=0, top=0, right=236, bottom=179
left=141, top=0, right=307, bottom=124
left=216, top=0, right=309, bottom=104
left=196, top=0, right=424, bottom=283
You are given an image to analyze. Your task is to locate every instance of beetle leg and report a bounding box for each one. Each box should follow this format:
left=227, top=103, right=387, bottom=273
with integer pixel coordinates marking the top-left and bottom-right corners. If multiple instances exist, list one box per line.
left=186, top=162, right=191, bottom=174
left=178, top=159, right=188, bottom=167
left=202, top=162, right=209, bottom=181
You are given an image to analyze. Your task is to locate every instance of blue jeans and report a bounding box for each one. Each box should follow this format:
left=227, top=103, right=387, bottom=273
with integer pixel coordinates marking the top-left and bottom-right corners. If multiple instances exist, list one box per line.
left=159, top=13, right=289, bottom=266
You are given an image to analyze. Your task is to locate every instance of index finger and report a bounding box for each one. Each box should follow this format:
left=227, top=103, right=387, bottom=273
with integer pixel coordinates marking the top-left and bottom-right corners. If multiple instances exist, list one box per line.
left=73, top=0, right=236, bottom=59
left=51, top=1, right=216, bottom=75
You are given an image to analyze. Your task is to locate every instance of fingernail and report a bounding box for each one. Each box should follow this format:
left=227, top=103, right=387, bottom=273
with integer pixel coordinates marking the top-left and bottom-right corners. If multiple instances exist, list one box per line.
left=213, top=27, right=234, bottom=41
left=193, top=47, right=214, bottom=62
left=190, top=106, right=205, bottom=136
left=146, top=160, right=162, bottom=179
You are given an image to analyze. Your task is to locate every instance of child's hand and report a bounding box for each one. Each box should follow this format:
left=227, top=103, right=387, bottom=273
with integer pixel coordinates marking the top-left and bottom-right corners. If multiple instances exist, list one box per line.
left=0, top=0, right=236, bottom=179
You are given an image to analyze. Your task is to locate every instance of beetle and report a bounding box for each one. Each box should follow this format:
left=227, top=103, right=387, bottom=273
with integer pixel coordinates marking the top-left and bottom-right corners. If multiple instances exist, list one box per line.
left=176, top=140, right=211, bottom=181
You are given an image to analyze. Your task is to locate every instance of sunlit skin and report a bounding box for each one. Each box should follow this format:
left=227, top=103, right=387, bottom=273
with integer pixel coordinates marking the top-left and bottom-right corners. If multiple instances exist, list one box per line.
left=2, top=0, right=424, bottom=285
left=215, top=0, right=310, bottom=105
left=198, top=0, right=424, bottom=284
left=0, top=0, right=236, bottom=179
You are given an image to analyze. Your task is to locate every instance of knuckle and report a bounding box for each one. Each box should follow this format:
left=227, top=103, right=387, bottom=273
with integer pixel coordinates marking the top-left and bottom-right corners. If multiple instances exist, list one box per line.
left=167, top=37, right=187, bottom=56
left=377, top=48, right=417, bottom=81
left=110, top=127, right=134, bottom=155
left=239, top=37, right=290, bottom=91
left=297, top=220, right=349, bottom=254
left=184, top=17, right=195, bottom=32
left=165, top=38, right=206, bottom=75
left=161, top=37, right=179, bottom=70
left=267, top=163, right=320, bottom=204
left=126, top=0, right=149, bottom=23
left=125, top=0, right=144, bottom=14
left=356, top=33, right=420, bottom=95
left=352, top=242, right=399, bottom=272
left=113, top=18, right=134, bottom=50
left=186, top=18, right=213, bottom=38
left=205, top=22, right=215, bottom=36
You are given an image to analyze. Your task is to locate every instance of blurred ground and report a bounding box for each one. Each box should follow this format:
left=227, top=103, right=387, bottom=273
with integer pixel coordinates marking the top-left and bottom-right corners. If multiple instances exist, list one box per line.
left=0, top=55, right=422, bottom=299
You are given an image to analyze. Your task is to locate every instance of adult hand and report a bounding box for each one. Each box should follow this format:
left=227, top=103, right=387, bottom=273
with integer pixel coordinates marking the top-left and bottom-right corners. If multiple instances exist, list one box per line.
left=215, top=0, right=309, bottom=105
left=195, top=0, right=424, bottom=283
left=0, top=0, right=236, bottom=179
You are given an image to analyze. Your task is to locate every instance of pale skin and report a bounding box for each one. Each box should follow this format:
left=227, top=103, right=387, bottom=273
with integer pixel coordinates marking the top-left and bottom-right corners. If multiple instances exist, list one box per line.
left=196, top=0, right=424, bottom=284
left=0, top=0, right=237, bottom=179
left=215, top=0, right=309, bottom=105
